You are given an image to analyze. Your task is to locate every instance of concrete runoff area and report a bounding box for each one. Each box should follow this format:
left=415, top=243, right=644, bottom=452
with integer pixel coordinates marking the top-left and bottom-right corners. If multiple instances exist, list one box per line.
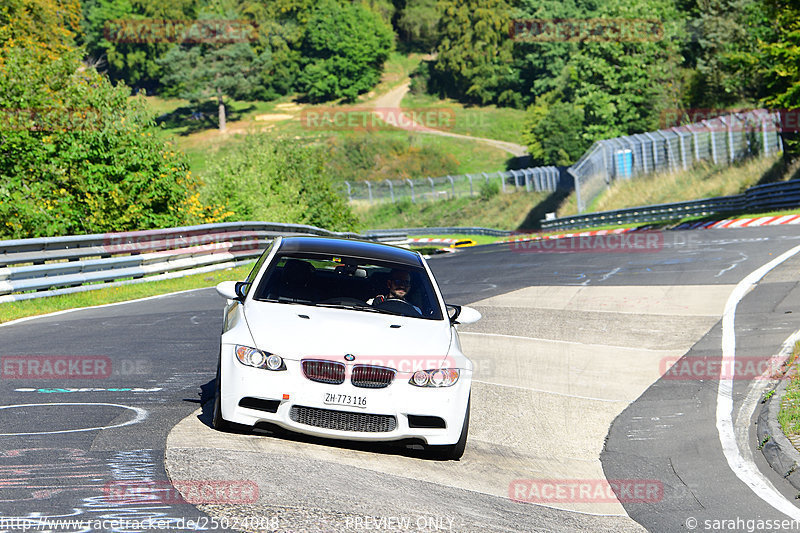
left=164, top=284, right=734, bottom=529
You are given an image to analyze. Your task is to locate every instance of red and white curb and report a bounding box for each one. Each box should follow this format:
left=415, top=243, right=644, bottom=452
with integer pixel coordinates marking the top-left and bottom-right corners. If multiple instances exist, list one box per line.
left=675, top=214, right=800, bottom=230
left=408, top=237, right=458, bottom=245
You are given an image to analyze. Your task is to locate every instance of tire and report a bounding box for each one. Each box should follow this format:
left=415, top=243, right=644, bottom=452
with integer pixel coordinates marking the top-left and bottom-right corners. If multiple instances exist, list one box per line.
left=430, top=395, right=470, bottom=460
left=212, top=364, right=231, bottom=431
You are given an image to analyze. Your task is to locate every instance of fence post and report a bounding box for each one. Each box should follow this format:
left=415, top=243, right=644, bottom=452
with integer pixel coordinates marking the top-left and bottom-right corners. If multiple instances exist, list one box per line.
left=364, top=181, right=373, bottom=203
left=385, top=179, right=394, bottom=203
left=692, top=128, right=701, bottom=162
left=569, top=168, right=583, bottom=213
left=639, top=137, right=648, bottom=174
left=762, top=116, right=770, bottom=156
left=644, top=132, right=658, bottom=171
left=344, top=181, right=352, bottom=201
left=674, top=128, right=688, bottom=170
left=447, top=175, right=455, bottom=198
left=466, top=174, right=474, bottom=196
left=704, top=121, right=718, bottom=165
left=499, top=171, right=506, bottom=193
left=427, top=177, right=435, bottom=199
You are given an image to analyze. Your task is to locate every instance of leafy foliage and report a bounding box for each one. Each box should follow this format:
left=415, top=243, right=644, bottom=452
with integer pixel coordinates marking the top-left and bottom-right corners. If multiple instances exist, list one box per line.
left=758, top=0, right=800, bottom=161
left=524, top=97, right=587, bottom=166
left=158, top=37, right=269, bottom=129
left=430, top=0, right=518, bottom=106
left=0, top=46, right=223, bottom=238
left=395, top=0, right=441, bottom=52
left=297, top=0, right=394, bottom=102
left=81, top=0, right=199, bottom=91
left=0, top=0, right=81, bottom=54
left=201, top=135, right=358, bottom=231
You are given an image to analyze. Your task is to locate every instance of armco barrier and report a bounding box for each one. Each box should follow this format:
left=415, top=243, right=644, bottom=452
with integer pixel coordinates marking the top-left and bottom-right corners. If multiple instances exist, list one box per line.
left=541, top=179, right=800, bottom=231
left=365, top=227, right=514, bottom=238
left=0, top=222, right=403, bottom=303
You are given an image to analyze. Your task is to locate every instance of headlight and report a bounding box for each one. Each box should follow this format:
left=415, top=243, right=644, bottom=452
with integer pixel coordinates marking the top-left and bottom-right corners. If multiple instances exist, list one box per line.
left=235, top=345, right=285, bottom=371
left=409, top=368, right=459, bottom=387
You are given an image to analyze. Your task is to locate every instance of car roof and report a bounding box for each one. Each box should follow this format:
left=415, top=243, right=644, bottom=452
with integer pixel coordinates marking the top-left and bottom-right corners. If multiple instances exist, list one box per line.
left=277, top=237, right=423, bottom=267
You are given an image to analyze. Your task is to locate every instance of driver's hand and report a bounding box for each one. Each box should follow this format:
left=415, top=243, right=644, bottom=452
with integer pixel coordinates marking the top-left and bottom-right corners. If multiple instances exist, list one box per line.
left=373, top=295, right=385, bottom=304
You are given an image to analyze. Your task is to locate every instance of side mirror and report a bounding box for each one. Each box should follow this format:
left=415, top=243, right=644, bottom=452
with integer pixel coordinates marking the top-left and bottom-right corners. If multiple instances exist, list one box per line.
left=216, top=281, right=249, bottom=301
left=446, top=304, right=481, bottom=325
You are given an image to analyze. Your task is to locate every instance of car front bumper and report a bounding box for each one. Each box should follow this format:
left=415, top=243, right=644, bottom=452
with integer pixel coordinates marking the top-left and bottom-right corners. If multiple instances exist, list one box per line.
left=219, top=345, right=471, bottom=446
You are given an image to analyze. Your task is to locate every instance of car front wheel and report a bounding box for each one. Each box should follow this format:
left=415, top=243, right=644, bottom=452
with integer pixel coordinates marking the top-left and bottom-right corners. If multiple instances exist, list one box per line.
left=212, top=364, right=231, bottom=431
left=430, top=395, right=470, bottom=460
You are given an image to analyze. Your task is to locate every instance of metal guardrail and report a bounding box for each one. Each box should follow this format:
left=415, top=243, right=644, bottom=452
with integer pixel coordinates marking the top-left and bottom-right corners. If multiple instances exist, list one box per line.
left=365, top=227, right=514, bottom=238
left=0, top=222, right=403, bottom=303
left=541, top=179, right=800, bottom=231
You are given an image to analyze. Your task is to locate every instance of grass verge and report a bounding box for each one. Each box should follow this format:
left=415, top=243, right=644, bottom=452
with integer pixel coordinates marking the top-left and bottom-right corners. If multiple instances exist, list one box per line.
left=778, top=342, right=800, bottom=444
left=0, top=264, right=253, bottom=324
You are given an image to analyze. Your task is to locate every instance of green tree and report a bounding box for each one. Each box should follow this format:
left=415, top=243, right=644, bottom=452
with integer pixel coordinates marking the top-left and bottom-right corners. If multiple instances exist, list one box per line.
left=81, top=0, right=198, bottom=92
left=0, top=0, right=81, bottom=53
left=683, top=0, right=769, bottom=107
left=759, top=0, right=800, bottom=162
left=523, top=95, right=587, bottom=166
left=298, top=0, right=394, bottom=102
left=431, top=0, right=518, bottom=106
left=0, top=46, right=219, bottom=238
left=396, top=0, right=441, bottom=52
left=159, top=37, right=269, bottom=131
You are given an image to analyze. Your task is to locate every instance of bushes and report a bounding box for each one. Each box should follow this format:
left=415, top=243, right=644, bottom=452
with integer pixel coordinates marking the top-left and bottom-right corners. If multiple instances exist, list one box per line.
left=0, top=45, right=220, bottom=238
left=479, top=179, right=500, bottom=200
left=201, top=135, right=358, bottom=232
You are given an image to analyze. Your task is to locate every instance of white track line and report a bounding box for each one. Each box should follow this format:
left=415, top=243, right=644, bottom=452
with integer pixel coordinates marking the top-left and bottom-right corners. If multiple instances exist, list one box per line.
left=716, top=243, right=800, bottom=519
left=0, top=287, right=210, bottom=328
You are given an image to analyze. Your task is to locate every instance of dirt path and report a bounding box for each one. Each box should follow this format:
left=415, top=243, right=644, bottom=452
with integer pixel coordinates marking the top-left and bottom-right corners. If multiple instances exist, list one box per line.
left=371, top=82, right=528, bottom=157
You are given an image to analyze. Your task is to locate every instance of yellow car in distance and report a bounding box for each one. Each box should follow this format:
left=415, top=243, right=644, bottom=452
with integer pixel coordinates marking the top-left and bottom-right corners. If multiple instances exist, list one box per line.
left=451, top=239, right=476, bottom=248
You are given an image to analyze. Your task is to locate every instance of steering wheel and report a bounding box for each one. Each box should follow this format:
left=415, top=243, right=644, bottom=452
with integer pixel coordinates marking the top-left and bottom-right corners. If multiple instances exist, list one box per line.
left=373, top=298, right=422, bottom=317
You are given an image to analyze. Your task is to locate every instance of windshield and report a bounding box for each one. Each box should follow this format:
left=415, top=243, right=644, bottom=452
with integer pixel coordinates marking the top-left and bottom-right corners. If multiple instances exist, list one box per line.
left=253, top=253, right=443, bottom=320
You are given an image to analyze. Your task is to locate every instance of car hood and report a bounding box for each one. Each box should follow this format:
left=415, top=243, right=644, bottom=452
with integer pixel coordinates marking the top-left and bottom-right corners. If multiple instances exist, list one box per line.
left=243, top=302, right=453, bottom=361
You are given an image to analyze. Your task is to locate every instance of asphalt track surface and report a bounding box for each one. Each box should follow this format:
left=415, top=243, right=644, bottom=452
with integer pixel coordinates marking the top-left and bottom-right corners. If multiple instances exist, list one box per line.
left=2, top=226, right=800, bottom=532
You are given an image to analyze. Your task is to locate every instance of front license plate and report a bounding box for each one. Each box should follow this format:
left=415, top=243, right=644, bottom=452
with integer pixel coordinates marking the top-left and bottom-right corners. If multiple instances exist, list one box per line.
left=324, top=392, right=367, bottom=409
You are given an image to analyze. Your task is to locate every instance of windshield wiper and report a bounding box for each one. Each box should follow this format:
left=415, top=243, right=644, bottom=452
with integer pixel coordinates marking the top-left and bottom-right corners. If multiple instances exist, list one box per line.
left=262, top=297, right=316, bottom=305
left=313, top=302, right=383, bottom=313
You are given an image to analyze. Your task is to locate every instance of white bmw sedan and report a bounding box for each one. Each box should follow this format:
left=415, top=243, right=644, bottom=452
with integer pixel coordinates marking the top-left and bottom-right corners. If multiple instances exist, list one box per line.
left=213, top=236, right=481, bottom=460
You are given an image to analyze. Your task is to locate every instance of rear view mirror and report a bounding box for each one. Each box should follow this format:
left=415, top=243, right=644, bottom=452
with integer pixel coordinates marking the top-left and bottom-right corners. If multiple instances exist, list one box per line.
left=216, top=281, right=249, bottom=301
left=446, top=305, right=481, bottom=325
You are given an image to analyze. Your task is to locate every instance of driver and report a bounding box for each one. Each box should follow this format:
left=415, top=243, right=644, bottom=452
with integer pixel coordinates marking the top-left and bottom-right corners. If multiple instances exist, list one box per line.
left=369, top=269, right=421, bottom=314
